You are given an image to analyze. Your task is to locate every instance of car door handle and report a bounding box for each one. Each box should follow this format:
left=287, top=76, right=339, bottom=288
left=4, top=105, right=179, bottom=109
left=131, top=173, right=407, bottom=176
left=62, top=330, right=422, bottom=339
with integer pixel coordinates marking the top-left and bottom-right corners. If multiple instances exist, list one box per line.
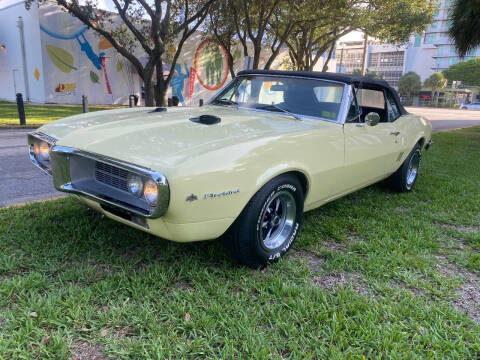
left=390, top=131, right=400, bottom=136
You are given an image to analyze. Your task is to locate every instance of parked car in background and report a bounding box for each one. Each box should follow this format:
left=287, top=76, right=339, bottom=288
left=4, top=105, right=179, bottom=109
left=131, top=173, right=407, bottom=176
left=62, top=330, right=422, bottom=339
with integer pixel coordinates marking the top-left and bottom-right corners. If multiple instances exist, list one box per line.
left=28, top=70, right=432, bottom=268
left=460, top=102, right=480, bottom=110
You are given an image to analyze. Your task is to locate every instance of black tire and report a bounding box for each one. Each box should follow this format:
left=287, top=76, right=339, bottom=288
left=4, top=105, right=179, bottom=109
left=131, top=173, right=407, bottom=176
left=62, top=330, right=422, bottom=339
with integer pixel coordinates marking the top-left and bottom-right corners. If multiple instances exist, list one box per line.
left=222, top=174, right=304, bottom=268
left=388, top=143, right=422, bottom=192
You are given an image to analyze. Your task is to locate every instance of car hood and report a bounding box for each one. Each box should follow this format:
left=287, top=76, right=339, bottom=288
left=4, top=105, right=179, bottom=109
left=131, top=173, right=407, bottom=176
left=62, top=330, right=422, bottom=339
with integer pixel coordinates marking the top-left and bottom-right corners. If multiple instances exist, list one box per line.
left=40, top=105, right=333, bottom=171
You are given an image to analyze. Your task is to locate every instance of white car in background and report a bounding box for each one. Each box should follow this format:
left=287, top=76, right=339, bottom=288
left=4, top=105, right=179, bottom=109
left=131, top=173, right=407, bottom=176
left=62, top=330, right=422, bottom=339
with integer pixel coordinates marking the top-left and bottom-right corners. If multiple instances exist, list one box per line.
left=460, top=102, right=480, bottom=110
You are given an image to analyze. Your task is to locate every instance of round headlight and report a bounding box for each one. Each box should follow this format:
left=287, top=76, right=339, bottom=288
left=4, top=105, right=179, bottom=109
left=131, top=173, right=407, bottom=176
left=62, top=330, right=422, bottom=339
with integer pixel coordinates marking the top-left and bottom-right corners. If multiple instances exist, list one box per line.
left=143, top=179, right=158, bottom=206
left=127, top=174, right=144, bottom=197
left=34, top=141, right=50, bottom=161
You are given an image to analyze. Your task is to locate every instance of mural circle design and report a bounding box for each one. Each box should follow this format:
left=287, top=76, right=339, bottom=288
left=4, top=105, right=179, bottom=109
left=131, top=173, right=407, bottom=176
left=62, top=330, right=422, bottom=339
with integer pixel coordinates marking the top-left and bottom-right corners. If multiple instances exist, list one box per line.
left=194, top=39, right=229, bottom=91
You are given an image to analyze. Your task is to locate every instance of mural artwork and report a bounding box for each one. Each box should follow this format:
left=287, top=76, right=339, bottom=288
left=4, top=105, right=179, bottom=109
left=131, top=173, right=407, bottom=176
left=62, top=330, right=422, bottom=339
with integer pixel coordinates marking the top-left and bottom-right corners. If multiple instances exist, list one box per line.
left=194, top=39, right=229, bottom=91
left=40, top=21, right=114, bottom=97
left=170, top=63, right=190, bottom=105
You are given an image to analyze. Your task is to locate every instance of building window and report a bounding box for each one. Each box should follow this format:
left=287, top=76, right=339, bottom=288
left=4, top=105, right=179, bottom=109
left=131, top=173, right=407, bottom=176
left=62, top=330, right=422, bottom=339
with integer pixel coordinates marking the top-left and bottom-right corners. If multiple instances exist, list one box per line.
left=449, top=57, right=459, bottom=65
left=368, top=52, right=404, bottom=68
left=425, top=34, right=436, bottom=44
left=414, top=34, right=422, bottom=47
left=375, top=71, right=404, bottom=88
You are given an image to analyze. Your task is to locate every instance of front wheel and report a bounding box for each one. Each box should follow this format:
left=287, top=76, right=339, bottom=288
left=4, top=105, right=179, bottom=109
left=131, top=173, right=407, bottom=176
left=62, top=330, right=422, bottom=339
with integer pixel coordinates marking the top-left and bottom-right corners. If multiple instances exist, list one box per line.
left=222, top=174, right=304, bottom=268
left=387, top=144, right=422, bottom=192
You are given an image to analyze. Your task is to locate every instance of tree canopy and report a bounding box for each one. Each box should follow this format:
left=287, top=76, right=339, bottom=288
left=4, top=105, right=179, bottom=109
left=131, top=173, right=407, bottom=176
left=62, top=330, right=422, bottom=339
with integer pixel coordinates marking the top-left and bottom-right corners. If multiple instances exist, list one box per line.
left=26, top=0, right=215, bottom=106
left=424, top=72, right=447, bottom=103
left=443, top=57, right=480, bottom=87
left=285, top=0, right=435, bottom=71
left=448, top=0, right=480, bottom=57
left=398, top=72, right=422, bottom=98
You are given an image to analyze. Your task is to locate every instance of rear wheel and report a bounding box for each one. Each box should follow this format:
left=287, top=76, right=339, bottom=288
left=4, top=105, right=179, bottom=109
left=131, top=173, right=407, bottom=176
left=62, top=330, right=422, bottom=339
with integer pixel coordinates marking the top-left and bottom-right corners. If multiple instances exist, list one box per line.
left=388, top=143, right=422, bottom=192
left=222, top=174, right=304, bottom=268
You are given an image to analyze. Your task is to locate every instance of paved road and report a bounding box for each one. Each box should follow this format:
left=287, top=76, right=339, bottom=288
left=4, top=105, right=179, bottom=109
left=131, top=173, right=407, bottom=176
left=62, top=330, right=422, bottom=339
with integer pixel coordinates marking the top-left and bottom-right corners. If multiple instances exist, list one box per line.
left=1, top=107, right=480, bottom=207
left=0, top=129, right=62, bottom=207
left=406, top=107, right=480, bottom=132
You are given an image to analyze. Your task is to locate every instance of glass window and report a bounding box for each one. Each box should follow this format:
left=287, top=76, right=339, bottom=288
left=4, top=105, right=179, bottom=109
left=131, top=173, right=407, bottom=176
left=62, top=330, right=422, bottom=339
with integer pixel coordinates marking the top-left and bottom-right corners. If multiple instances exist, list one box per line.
left=386, top=91, right=401, bottom=121
left=425, top=34, right=436, bottom=44
left=357, top=89, right=385, bottom=109
left=414, top=34, right=422, bottom=47
left=346, top=88, right=361, bottom=123
left=211, top=75, right=345, bottom=121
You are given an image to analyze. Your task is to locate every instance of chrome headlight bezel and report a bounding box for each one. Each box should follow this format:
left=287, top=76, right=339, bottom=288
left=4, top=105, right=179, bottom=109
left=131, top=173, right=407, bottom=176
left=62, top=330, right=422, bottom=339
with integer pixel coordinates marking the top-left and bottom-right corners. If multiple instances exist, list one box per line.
left=50, top=146, right=170, bottom=219
left=28, top=132, right=57, bottom=175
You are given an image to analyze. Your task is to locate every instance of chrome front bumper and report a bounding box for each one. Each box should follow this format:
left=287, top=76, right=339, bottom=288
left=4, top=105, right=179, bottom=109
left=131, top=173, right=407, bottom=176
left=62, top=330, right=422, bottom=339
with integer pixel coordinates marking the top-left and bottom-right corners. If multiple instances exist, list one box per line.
left=50, top=146, right=169, bottom=219
left=28, top=131, right=169, bottom=220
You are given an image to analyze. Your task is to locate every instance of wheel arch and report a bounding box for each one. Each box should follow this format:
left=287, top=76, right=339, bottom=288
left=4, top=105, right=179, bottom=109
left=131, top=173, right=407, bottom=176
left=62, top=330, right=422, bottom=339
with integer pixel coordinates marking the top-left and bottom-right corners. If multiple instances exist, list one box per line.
left=417, top=136, right=426, bottom=149
left=255, top=166, right=311, bottom=201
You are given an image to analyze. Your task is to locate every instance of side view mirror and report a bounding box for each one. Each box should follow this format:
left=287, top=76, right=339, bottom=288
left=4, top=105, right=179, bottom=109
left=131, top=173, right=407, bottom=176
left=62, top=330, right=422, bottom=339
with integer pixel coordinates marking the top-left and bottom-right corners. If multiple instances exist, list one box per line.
left=365, top=112, right=380, bottom=126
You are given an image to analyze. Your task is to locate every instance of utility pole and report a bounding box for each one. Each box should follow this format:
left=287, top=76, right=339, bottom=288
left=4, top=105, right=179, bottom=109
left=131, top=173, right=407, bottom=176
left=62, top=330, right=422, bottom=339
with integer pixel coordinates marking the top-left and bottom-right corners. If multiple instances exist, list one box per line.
left=17, top=17, right=30, bottom=102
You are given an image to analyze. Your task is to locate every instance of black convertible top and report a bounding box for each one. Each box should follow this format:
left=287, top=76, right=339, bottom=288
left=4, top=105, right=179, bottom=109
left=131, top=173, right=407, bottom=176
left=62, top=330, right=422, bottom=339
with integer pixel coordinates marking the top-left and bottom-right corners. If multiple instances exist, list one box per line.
left=238, top=69, right=390, bottom=87
left=237, top=69, right=407, bottom=115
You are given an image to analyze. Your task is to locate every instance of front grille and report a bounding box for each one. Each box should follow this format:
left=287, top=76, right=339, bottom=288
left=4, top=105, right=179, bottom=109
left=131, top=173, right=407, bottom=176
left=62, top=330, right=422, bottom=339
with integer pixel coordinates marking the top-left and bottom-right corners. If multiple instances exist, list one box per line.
left=95, top=161, right=129, bottom=192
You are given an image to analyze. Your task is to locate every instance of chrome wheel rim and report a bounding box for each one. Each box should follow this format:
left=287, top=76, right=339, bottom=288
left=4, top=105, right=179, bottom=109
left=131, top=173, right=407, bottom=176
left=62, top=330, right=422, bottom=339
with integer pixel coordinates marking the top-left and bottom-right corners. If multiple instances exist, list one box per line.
left=406, top=150, right=421, bottom=189
left=259, top=191, right=296, bottom=250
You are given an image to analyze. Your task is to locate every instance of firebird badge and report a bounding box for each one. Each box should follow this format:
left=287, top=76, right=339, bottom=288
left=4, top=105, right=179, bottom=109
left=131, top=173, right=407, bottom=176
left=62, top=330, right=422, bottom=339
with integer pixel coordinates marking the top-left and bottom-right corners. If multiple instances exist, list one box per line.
left=186, top=194, right=198, bottom=202
left=204, top=189, right=240, bottom=199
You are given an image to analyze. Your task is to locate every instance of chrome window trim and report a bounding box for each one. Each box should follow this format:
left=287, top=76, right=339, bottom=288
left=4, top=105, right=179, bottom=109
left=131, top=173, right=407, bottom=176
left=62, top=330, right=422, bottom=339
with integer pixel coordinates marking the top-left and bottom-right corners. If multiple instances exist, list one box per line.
left=207, top=74, right=349, bottom=124
left=50, top=146, right=170, bottom=219
left=28, top=132, right=57, bottom=175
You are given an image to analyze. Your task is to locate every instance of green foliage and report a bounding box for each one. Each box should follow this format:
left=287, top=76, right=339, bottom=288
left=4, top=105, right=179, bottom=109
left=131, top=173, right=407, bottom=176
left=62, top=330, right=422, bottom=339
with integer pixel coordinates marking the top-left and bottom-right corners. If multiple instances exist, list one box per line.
left=398, top=71, right=422, bottom=98
left=285, top=0, right=435, bottom=71
left=448, top=0, right=480, bottom=57
left=443, top=57, right=480, bottom=87
left=424, top=72, right=447, bottom=104
left=424, top=72, right=448, bottom=90
left=25, top=0, right=215, bottom=106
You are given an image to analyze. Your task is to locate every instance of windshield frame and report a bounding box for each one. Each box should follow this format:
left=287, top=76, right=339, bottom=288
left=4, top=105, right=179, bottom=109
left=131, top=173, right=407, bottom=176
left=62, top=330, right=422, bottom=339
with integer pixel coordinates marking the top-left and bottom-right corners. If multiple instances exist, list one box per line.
left=208, top=74, right=350, bottom=124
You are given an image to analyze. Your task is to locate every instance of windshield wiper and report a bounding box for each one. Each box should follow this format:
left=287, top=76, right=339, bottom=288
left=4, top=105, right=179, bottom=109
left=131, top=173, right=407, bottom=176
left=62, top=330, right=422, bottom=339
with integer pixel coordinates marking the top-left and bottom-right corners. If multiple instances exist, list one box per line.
left=213, top=99, right=238, bottom=106
left=256, top=104, right=302, bottom=121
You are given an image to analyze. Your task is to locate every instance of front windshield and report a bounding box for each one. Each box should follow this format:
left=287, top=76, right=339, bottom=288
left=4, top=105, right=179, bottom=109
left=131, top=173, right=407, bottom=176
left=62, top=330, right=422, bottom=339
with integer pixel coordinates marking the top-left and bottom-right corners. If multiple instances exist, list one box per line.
left=210, top=75, right=345, bottom=121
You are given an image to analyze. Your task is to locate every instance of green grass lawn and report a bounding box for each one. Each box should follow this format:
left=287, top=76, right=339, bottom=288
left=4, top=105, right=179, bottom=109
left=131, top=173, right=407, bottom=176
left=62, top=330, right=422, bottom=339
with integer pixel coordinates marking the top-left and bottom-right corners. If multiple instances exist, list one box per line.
left=1, top=127, right=480, bottom=359
left=0, top=104, right=124, bottom=128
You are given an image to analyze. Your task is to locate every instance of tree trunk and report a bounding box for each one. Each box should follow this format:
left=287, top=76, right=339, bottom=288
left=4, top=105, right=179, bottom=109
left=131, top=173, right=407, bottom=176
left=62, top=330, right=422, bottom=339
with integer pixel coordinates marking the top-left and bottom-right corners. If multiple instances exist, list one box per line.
left=143, top=65, right=155, bottom=107
left=361, top=31, right=368, bottom=75
left=322, top=42, right=336, bottom=72
left=227, top=53, right=235, bottom=79
left=155, top=59, right=168, bottom=107
left=252, top=43, right=262, bottom=69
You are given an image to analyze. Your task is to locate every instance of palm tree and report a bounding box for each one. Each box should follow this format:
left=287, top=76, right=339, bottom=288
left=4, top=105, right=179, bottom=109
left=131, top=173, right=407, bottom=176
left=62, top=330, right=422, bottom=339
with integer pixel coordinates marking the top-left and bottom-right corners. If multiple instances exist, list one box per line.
left=449, top=0, right=480, bottom=57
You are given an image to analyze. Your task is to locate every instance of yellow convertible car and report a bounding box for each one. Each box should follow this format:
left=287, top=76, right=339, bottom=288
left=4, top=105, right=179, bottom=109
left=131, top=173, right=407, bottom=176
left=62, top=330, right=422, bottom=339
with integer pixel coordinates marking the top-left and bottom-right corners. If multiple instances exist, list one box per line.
left=28, top=70, right=432, bottom=268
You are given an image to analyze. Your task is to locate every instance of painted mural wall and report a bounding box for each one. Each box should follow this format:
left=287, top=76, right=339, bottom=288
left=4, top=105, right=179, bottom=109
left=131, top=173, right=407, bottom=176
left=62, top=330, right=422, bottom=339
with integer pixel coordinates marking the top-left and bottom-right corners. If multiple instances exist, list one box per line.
left=1, top=1, right=289, bottom=105
left=37, top=3, right=290, bottom=105
left=0, top=0, right=46, bottom=103
left=38, top=3, right=141, bottom=105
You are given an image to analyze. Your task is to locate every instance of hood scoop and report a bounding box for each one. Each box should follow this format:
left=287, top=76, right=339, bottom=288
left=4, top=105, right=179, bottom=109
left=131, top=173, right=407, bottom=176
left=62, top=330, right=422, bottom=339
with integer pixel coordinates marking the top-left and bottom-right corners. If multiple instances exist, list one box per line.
left=190, top=114, right=221, bottom=125
left=150, top=107, right=167, bottom=113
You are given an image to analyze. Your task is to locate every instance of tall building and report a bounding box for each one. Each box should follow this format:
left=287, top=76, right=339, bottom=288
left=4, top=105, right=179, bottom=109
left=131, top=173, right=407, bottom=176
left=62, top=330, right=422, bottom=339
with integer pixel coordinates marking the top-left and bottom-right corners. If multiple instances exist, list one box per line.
left=425, top=0, right=480, bottom=72
left=334, top=0, right=480, bottom=89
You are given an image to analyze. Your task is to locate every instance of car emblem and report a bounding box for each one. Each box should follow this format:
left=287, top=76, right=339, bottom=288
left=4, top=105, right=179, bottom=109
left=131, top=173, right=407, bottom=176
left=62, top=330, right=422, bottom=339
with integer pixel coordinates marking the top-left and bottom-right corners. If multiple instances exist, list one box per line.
left=186, top=194, right=198, bottom=202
